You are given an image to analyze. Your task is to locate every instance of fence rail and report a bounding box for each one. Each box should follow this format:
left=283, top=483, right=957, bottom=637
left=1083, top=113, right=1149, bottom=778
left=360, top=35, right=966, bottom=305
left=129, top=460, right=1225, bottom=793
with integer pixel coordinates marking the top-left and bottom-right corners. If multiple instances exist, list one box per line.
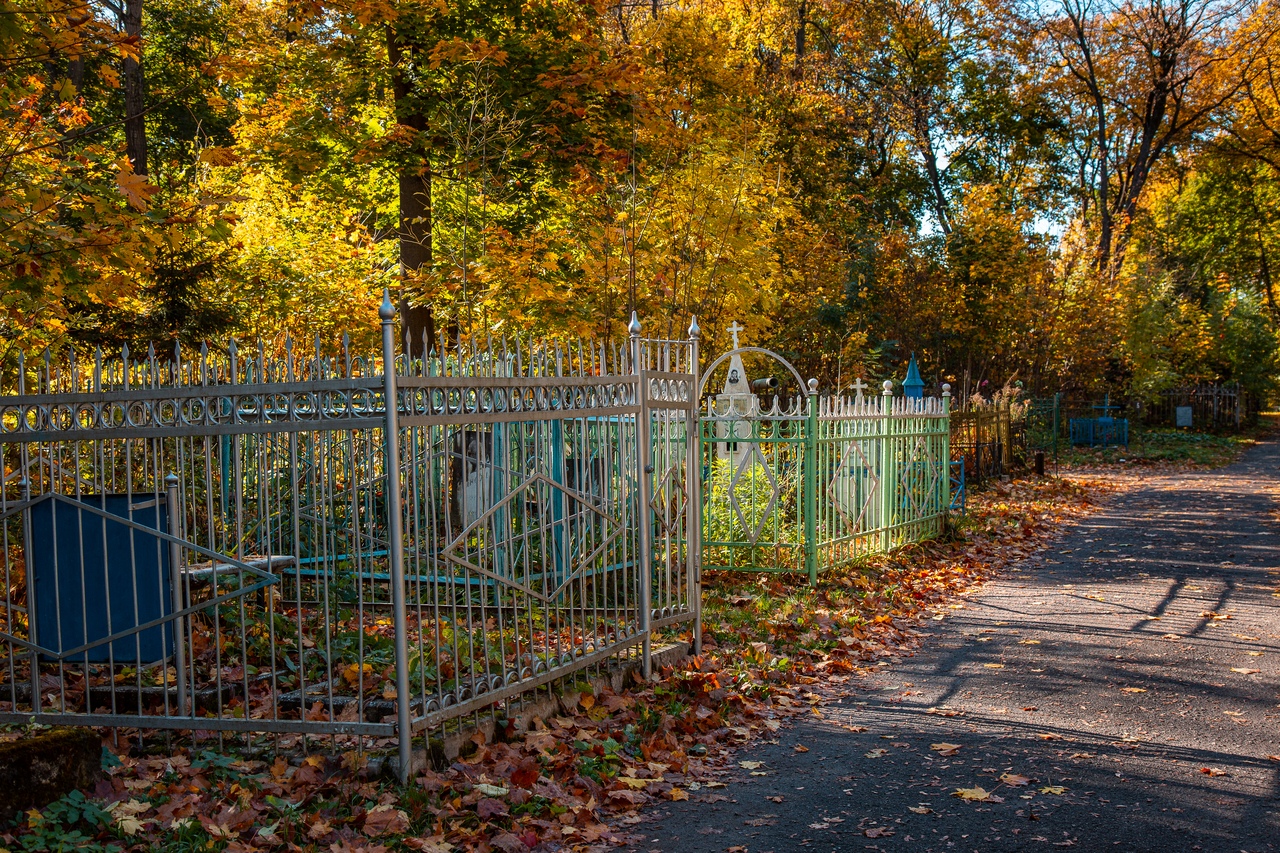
left=0, top=301, right=699, bottom=781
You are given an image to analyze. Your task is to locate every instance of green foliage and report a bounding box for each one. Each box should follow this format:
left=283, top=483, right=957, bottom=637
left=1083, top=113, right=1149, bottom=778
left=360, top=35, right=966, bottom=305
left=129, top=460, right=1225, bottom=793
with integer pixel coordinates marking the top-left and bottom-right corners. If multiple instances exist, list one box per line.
left=1061, top=427, right=1261, bottom=468
left=702, top=454, right=800, bottom=570
left=3, top=0, right=1279, bottom=404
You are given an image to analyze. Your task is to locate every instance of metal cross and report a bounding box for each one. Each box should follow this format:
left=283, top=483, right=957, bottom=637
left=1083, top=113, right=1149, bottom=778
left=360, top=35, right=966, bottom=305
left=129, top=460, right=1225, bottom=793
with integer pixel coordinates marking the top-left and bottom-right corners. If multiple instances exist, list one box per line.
left=851, top=377, right=868, bottom=398
left=727, top=321, right=744, bottom=349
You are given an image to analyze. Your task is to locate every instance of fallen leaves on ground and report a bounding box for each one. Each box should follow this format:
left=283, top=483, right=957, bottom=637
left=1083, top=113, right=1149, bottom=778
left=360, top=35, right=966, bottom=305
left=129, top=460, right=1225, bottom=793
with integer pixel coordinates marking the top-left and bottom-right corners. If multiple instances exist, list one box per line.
left=930, top=743, right=962, bottom=756
left=4, top=477, right=1108, bottom=852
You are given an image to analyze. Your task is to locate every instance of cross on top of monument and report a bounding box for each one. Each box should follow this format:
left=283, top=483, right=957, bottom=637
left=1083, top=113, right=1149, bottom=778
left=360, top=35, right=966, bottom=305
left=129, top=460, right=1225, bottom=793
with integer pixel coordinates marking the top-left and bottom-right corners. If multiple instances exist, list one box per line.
left=727, top=321, right=744, bottom=349
left=851, top=378, right=868, bottom=398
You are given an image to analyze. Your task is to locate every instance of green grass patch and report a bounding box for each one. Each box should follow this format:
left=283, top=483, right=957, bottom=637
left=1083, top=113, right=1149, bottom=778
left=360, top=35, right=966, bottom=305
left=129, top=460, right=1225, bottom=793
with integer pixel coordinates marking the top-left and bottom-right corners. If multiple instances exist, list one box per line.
left=1058, top=424, right=1268, bottom=468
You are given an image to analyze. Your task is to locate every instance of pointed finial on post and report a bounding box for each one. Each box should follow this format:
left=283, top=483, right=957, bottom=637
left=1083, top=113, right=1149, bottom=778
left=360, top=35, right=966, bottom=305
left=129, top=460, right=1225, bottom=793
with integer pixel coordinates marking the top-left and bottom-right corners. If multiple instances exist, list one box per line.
left=688, top=315, right=701, bottom=339
left=904, top=353, right=924, bottom=399
left=628, top=311, right=642, bottom=337
left=379, top=289, right=396, bottom=323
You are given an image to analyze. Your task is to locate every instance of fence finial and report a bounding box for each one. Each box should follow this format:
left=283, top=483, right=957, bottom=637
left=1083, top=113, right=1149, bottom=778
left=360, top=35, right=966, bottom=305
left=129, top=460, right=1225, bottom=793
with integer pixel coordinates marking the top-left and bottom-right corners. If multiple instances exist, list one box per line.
left=628, top=311, right=642, bottom=337
left=379, top=289, right=396, bottom=322
left=807, top=378, right=819, bottom=395
left=942, top=383, right=951, bottom=397
left=688, top=315, right=700, bottom=339
left=882, top=379, right=894, bottom=396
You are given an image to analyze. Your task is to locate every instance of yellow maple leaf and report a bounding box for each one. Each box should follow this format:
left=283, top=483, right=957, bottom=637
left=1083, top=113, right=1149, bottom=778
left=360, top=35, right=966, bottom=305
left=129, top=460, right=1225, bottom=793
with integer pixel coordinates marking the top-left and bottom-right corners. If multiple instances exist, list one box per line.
left=114, top=159, right=156, bottom=211
left=952, top=786, right=992, bottom=801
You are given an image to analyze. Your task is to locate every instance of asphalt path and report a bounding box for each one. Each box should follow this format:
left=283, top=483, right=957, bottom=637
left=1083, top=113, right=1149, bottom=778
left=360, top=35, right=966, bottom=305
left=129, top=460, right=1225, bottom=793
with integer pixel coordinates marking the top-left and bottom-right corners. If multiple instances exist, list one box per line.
left=629, top=439, right=1280, bottom=852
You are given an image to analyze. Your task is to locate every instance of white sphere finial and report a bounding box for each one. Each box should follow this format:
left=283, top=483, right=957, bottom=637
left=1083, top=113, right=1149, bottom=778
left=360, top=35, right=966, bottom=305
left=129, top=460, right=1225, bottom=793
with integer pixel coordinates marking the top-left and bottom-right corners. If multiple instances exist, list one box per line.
left=942, top=383, right=952, bottom=397
left=882, top=379, right=894, bottom=395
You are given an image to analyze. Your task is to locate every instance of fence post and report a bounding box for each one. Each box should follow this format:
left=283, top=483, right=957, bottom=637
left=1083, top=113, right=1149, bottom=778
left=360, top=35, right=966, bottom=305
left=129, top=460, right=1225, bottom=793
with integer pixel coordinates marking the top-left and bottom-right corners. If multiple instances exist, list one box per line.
left=21, top=477, right=39, bottom=717
left=380, top=292, right=413, bottom=784
left=941, top=384, right=951, bottom=527
left=687, top=317, right=702, bottom=654
left=804, top=378, right=819, bottom=584
left=880, top=380, right=894, bottom=552
left=165, top=473, right=189, bottom=717
left=630, top=313, right=653, bottom=679
left=1000, top=401, right=1012, bottom=472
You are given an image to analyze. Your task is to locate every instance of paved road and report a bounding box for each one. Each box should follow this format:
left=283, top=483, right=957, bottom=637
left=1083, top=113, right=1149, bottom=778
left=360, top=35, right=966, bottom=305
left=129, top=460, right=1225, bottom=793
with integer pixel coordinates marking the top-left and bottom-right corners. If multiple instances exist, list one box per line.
left=631, top=440, right=1280, bottom=852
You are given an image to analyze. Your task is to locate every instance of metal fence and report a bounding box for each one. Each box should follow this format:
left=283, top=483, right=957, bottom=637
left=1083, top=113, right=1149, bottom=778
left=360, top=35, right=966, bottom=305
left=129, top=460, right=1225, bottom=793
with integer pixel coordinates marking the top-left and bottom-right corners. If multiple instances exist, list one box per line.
left=0, top=299, right=698, bottom=780
left=700, top=369, right=951, bottom=582
left=949, top=402, right=1016, bottom=483
left=1141, top=384, right=1254, bottom=431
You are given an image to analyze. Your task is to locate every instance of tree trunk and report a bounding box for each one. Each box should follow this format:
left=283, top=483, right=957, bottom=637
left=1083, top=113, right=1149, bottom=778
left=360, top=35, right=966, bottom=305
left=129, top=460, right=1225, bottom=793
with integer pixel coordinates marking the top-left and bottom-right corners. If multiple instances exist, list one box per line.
left=387, top=25, right=435, bottom=350
left=122, top=0, right=147, bottom=175
left=795, top=0, right=806, bottom=75
left=397, top=169, right=436, bottom=352
left=1259, top=229, right=1277, bottom=320
left=918, top=110, right=951, bottom=235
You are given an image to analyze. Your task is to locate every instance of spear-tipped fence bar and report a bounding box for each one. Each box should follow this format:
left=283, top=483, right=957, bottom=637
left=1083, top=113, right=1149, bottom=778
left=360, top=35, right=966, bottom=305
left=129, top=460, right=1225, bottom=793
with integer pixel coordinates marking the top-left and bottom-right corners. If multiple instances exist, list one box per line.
left=0, top=307, right=699, bottom=781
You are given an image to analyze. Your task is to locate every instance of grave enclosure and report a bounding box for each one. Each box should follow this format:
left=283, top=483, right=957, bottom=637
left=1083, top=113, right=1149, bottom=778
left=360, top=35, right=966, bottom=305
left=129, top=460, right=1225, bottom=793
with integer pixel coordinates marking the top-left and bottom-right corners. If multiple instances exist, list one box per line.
left=0, top=307, right=950, bottom=779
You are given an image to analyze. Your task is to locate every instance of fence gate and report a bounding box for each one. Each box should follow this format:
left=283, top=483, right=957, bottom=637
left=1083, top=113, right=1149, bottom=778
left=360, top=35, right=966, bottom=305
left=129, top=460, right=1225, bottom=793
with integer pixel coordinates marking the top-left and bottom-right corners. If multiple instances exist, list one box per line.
left=699, top=341, right=951, bottom=582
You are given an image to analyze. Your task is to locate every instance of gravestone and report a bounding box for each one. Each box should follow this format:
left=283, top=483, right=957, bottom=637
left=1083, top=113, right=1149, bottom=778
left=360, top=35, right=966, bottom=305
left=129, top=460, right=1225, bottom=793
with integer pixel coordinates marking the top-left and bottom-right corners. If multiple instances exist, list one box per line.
left=712, top=321, right=759, bottom=466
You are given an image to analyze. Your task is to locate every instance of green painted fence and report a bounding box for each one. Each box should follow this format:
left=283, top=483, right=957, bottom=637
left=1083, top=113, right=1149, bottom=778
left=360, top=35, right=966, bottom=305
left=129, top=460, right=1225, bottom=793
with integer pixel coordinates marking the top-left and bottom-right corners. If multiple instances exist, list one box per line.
left=700, top=382, right=951, bottom=581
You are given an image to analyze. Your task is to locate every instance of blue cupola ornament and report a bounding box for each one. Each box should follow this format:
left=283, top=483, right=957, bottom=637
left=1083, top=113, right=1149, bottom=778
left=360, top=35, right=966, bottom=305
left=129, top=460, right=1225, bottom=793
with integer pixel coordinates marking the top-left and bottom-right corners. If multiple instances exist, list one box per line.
left=904, top=353, right=924, bottom=399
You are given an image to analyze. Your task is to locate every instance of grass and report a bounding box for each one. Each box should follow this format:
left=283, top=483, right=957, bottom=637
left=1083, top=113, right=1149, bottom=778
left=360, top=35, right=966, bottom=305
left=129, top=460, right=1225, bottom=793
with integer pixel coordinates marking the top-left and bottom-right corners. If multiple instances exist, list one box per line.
left=1053, top=421, right=1273, bottom=469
